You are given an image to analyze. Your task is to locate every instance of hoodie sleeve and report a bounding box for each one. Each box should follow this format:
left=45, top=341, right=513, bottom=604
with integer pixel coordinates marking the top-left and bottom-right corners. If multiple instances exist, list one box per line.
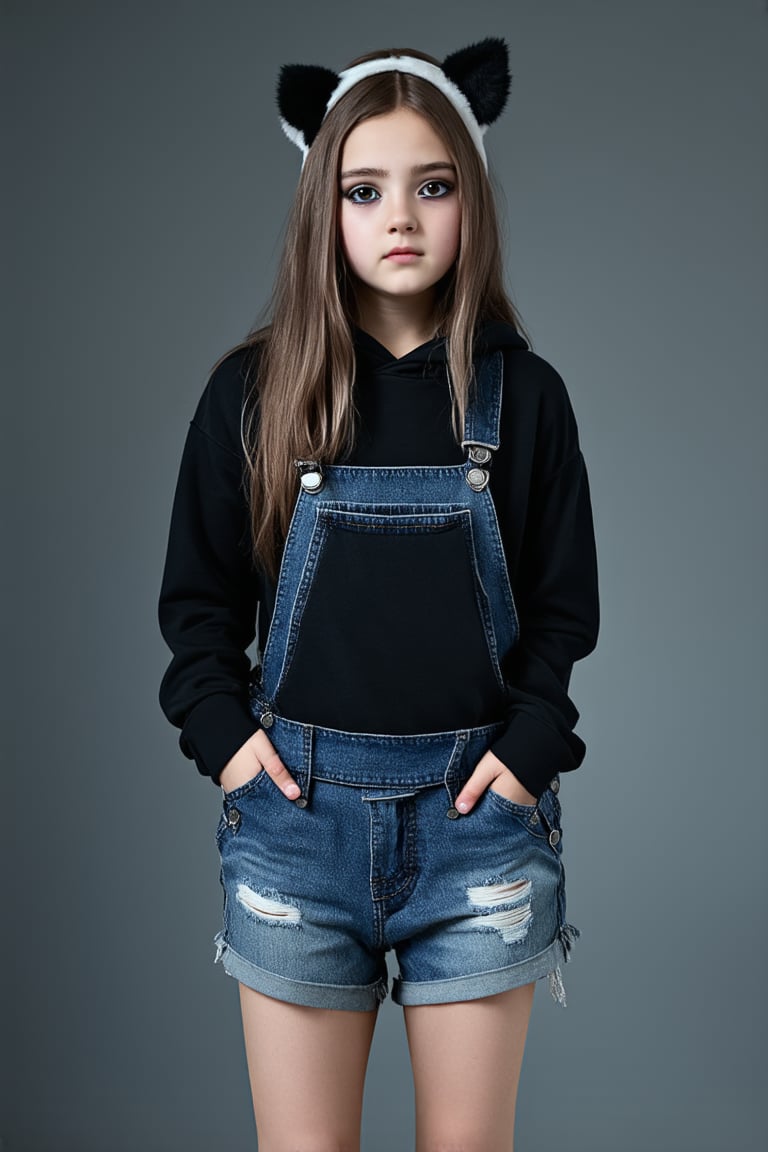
left=489, top=358, right=599, bottom=798
left=157, top=349, right=262, bottom=784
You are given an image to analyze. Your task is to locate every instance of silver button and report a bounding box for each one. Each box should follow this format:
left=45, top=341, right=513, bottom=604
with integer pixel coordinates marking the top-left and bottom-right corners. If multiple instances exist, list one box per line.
left=226, top=807, right=241, bottom=829
left=300, top=471, right=324, bottom=492
left=260, top=711, right=274, bottom=728
left=466, top=467, right=489, bottom=491
left=468, top=445, right=492, bottom=464
left=294, top=795, right=308, bottom=809
left=446, top=807, right=460, bottom=820
left=548, top=828, right=561, bottom=847
left=550, top=777, right=560, bottom=794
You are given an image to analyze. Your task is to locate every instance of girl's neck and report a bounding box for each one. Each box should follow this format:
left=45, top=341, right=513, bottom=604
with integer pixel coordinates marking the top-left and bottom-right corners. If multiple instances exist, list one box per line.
left=354, top=289, right=437, bottom=360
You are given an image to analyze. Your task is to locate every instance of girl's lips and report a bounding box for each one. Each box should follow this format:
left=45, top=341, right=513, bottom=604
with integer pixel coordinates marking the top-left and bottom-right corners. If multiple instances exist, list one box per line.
left=385, top=248, right=422, bottom=263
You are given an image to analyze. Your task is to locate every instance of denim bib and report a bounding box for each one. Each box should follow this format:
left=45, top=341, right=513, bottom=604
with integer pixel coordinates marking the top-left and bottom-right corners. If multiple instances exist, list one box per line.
left=256, top=352, right=519, bottom=729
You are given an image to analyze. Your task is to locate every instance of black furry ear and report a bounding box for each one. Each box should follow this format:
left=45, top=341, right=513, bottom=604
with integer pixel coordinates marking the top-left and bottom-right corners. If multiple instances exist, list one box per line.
left=442, top=38, right=510, bottom=126
left=277, top=64, right=339, bottom=148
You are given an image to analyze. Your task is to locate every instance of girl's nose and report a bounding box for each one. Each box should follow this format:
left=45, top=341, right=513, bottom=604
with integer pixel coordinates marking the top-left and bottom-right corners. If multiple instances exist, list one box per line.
left=387, top=196, right=417, bottom=233
left=388, top=216, right=416, bottom=234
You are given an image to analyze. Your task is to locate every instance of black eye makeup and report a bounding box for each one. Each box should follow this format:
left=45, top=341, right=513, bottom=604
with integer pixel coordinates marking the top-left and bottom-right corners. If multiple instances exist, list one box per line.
left=343, top=185, right=381, bottom=204
left=418, top=179, right=454, bottom=198
left=342, top=179, right=455, bottom=204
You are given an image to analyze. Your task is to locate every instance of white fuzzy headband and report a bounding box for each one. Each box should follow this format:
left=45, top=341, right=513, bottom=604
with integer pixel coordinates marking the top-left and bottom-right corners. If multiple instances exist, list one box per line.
left=277, top=39, right=511, bottom=173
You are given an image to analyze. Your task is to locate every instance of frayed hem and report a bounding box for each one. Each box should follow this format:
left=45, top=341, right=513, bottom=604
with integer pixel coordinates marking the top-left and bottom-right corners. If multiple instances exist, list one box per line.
left=548, top=922, right=580, bottom=1006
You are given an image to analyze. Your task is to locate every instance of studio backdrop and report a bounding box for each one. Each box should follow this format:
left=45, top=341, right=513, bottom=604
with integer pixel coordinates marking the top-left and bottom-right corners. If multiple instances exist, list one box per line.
left=3, top=2, right=766, bottom=1150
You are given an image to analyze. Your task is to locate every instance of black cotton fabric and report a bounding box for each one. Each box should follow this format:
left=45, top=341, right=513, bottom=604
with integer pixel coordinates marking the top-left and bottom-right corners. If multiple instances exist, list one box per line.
left=157, top=323, right=599, bottom=798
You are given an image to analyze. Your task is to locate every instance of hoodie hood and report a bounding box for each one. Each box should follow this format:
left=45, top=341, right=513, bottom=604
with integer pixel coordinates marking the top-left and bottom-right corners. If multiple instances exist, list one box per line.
left=474, top=320, right=529, bottom=356
left=348, top=321, right=528, bottom=468
left=353, top=321, right=528, bottom=381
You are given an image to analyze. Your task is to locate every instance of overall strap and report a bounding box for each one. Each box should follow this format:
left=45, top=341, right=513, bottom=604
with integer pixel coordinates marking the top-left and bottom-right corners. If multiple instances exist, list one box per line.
left=461, top=351, right=504, bottom=492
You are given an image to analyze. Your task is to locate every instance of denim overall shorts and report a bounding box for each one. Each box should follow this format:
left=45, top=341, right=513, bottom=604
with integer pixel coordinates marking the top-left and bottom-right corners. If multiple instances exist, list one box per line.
left=213, top=352, right=578, bottom=1009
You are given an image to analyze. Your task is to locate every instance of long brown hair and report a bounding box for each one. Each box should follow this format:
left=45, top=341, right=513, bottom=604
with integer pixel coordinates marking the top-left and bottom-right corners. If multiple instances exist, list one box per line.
left=227, top=48, right=527, bottom=579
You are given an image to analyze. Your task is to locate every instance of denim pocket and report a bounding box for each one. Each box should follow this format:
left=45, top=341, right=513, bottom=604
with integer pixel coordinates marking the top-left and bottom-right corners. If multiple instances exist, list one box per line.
left=221, top=768, right=268, bottom=804
left=215, top=769, right=269, bottom=847
left=482, top=787, right=551, bottom=843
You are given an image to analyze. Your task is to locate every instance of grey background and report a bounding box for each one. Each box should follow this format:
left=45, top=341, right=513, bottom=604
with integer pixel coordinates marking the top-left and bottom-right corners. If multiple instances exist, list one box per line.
left=3, top=1, right=766, bottom=1149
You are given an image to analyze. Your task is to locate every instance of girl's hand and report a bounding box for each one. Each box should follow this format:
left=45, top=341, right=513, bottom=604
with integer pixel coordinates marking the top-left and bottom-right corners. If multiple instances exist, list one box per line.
left=454, top=749, right=537, bottom=814
left=218, top=729, right=301, bottom=800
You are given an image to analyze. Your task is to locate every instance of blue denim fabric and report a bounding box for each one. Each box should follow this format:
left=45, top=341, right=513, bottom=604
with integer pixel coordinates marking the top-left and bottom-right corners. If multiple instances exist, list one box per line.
left=213, top=353, right=578, bottom=1008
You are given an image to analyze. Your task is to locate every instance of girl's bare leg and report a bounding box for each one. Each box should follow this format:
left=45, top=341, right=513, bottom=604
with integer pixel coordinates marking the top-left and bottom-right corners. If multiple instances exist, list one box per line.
left=237, top=983, right=378, bottom=1152
left=404, top=983, right=535, bottom=1152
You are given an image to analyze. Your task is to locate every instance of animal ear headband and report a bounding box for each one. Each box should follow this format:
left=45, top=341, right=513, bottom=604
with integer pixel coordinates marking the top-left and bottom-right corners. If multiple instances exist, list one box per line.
left=277, top=38, right=511, bottom=173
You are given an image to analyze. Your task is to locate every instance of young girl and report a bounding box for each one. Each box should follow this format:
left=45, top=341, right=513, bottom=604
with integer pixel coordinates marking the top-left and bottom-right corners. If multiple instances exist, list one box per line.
left=159, top=39, right=598, bottom=1151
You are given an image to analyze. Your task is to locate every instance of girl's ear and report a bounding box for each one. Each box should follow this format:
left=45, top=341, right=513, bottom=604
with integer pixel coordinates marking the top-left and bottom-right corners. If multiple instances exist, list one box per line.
left=277, top=64, right=340, bottom=150
left=442, top=38, right=511, bottom=127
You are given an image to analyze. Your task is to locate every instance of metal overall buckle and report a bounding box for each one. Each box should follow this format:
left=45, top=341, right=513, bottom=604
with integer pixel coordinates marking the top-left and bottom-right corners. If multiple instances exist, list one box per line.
left=294, top=459, right=324, bottom=493
left=464, top=443, right=494, bottom=491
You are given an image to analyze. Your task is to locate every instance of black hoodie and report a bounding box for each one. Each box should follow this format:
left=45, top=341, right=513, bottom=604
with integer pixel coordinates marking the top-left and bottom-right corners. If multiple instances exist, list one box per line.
left=158, top=324, right=599, bottom=798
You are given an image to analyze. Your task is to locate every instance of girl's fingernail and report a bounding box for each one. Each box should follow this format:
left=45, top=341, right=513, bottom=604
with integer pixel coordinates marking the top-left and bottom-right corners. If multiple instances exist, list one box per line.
left=286, top=784, right=300, bottom=799
left=457, top=800, right=469, bottom=813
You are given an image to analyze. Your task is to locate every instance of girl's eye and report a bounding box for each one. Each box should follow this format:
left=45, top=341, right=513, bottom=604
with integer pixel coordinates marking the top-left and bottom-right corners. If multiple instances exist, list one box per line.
left=345, top=185, right=380, bottom=204
left=419, top=180, right=453, bottom=199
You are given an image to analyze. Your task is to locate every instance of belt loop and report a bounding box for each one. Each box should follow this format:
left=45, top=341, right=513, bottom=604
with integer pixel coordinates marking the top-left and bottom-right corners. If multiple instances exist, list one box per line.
left=444, top=730, right=469, bottom=808
left=294, top=724, right=314, bottom=808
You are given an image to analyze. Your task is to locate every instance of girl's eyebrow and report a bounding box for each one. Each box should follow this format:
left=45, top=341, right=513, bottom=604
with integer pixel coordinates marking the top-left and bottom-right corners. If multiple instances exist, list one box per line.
left=340, top=162, right=457, bottom=179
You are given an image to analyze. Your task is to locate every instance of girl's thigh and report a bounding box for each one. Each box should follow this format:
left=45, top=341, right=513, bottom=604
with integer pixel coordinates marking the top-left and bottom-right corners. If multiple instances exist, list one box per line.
left=404, top=983, right=535, bottom=1152
left=237, top=983, right=378, bottom=1152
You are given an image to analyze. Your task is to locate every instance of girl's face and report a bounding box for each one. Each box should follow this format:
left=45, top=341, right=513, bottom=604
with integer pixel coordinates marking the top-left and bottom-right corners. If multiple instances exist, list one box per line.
left=338, top=107, right=461, bottom=310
